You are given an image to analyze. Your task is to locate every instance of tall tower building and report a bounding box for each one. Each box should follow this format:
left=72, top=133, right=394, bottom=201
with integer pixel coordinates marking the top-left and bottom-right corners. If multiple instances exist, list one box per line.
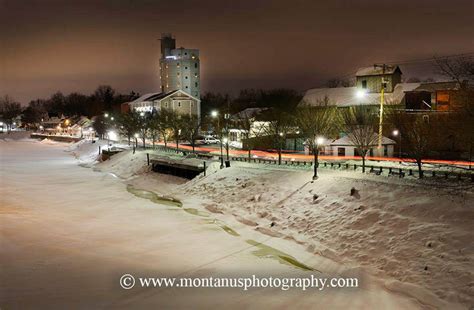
left=159, top=34, right=200, bottom=98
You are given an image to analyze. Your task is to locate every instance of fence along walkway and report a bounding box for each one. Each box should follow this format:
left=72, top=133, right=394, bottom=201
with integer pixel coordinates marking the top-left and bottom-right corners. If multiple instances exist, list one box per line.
left=142, top=144, right=474, bottom=182
left=230, top=156, right=474, bottom=182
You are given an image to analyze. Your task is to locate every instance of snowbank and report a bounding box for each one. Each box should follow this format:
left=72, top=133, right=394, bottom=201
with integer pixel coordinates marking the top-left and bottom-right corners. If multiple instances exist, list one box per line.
left=178, top=162, right=473, bottom=307
left=64, top=140, right=473, bottom=308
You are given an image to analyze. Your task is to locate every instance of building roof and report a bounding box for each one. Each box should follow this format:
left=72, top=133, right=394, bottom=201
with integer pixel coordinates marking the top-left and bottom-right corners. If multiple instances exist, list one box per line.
left=232, top=108, right=267, bottom=119
left=128, top=89, right=199, bottom=106
left=130, top=92, right=162, bottom=104
left=330, top=134, right=396, bottom=146
left=302, top=83, right=420, bottom=107
left=356, top=65, right=401, bottom=77
left=407, top=81, right=460, bottom=92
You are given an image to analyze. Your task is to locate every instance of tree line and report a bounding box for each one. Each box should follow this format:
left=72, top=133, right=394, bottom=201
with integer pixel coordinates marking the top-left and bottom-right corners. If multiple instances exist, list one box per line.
left=0, top=85, right=140, bottom=131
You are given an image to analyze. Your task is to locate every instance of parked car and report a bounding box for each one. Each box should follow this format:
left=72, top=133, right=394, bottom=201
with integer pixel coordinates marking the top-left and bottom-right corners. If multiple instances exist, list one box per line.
left=204, top=136, right=220, bottom=144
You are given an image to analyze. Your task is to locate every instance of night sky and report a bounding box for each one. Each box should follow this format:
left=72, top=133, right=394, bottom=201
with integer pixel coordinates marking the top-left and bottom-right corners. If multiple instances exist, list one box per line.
left=1, top=0, right=473, bottom=104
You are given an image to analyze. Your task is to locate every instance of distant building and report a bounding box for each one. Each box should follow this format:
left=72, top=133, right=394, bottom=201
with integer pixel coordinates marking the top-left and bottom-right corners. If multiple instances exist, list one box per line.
left=355, top=65, right=402, bottom=93
left=303, top=65, right=419, bottom=107
left=325, top=135, right=396, bottom=157
left=128, top=89, right=200, bottom=116
left=124, top=34, right=201, bottom=118
left=404, top=81, right=467, bottom=111
left=159, top=34, right=201, bottom=99
left=303, top=65, right=469, bottom=113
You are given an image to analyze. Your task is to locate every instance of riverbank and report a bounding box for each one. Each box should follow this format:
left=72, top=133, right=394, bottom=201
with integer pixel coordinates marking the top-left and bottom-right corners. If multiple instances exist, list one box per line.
left=71, top=139, right=473, bottom=308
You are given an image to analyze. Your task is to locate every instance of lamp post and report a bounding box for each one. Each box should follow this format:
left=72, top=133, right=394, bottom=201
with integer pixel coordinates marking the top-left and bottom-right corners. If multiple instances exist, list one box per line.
left=313, top=137, right=325, bottom=180
left=223, top=137, right=229, bottom=162
left=211, top=110, right=224, bottom=169
left=374, top=64, right=388, bottom=149
left=393, top=129, right=402, bottom=161
left=134, top=133, right=139, bottom=149
left=224, top=113, right=230, bottom=162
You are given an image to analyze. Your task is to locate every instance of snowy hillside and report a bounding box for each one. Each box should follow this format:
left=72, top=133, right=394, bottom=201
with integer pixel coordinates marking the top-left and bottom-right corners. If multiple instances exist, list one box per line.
left=178, top=163, right=474, bottom=307
left=66, top=141, right=474, bottom=308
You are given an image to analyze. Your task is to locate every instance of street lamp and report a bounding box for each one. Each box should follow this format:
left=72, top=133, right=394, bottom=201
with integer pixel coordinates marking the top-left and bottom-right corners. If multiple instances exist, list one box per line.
left=313, top=136, right=325, bottom=180
left=393, top=129, right=402, bottom=160
left=134, top=133, right=139, bottom=148
left=223, top=137, right=229, bottom=162
left=104, top=113, right=109, bottom=118
left=316, top=137, right=325, bottom=145
left=356, top=89, right=366, bottom=99
left=211, top=110, right=224, bottom=168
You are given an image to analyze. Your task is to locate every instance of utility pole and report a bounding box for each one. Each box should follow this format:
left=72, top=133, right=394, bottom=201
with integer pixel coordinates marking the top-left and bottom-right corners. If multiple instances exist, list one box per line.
left=374, top=64, right=387, bottom=150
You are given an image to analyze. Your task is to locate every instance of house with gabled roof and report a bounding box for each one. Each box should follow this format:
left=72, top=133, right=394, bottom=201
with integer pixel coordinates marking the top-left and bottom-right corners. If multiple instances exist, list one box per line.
left=126, top=89, right=201, bottom=117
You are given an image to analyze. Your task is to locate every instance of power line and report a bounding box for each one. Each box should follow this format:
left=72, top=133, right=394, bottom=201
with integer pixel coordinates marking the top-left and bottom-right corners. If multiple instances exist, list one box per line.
left=382, top=52, right=474, bottom=66
left=311, top=52, right=474, bottom=89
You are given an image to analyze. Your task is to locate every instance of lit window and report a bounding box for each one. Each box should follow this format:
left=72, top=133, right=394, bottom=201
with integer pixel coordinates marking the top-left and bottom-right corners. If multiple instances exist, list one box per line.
left=194, top=73, right=198, bottom=77
left=192, top=55, right=195, bottom=59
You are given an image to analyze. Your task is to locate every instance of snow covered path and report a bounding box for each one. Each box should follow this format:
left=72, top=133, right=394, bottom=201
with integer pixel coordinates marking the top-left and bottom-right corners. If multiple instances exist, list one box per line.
left=0, top=140, right=437, bottom=309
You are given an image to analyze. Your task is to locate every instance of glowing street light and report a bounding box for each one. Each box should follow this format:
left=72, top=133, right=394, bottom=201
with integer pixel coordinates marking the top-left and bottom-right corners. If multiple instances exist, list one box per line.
left=107, top=131, right=117, bottom=141
left=356, top=89, right=366, bottom=99
left=393, top=129, right=402, bottom=159
left=316, top=137, right=325, bottom=145
left=211, top=110, right=218, bottom=118
left=104, top=113, right=109, bottom=118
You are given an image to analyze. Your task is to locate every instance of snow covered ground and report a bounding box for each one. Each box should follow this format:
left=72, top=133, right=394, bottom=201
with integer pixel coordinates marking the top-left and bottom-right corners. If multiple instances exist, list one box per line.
left=1, top=139, right=472, bottom=309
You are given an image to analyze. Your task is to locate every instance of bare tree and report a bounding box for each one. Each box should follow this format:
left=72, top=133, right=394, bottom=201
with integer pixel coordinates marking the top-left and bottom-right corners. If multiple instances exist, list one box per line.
left=92, top=115, right=108, bottom=139
left=181, top=114, right=202, bottom=153
left=435, top=57, right=474, bottom=168
left=116, top=112, right=137, bottom=145
left=260, top=110, right=295, bottom=165
left=233, top=112, right=264, bottom=160
left=340, top=105, right=379, bottom=173
left=156, top=109, right=172, bottom=148
left=390, top=110, right=438, bottom=178
left=0, top=95, right=22, bottom=133
left=296, top=97, right=338, bottom=179
left=134, top=111, right=150, bottom=149
left=167, top=110, right=184, bottom=153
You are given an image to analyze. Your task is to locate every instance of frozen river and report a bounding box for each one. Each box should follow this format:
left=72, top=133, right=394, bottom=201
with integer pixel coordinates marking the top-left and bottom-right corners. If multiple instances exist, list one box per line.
left=0, top=140, right=424, bottom=309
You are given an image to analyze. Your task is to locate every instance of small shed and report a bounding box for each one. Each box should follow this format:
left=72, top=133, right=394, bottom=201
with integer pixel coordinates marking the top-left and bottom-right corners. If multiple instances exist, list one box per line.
left=327, top=135, right=396, bottom=157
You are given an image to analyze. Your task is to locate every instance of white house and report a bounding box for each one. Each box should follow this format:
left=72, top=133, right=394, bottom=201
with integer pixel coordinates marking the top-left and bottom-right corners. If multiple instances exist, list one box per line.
left=325, top=134, right=396, bottom=157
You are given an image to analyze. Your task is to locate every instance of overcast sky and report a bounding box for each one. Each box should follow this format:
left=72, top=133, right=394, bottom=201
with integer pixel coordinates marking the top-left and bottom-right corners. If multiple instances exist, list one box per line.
left=1, top=0, right=473, bottom=104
